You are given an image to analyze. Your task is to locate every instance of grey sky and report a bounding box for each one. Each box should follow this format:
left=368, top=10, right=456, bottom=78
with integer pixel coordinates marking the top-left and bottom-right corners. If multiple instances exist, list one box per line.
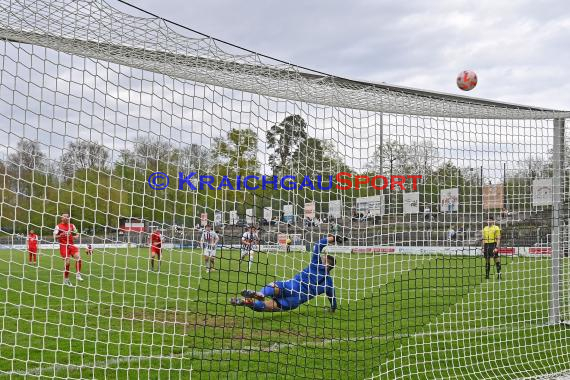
left=0, top=0, right=566, bottom=181
left=119, top=0, right=570, bottom=110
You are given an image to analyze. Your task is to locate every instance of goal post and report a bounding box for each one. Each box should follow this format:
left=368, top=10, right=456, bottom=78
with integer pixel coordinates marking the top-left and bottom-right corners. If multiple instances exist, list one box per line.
left=551, top=117, right=565, bottom=325
left=1, top=0, right=570, bottom=379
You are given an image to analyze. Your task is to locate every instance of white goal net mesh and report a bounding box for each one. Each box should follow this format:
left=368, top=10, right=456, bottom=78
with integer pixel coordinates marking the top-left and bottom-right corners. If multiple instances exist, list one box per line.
left=1, top=0, right=570, bottom=379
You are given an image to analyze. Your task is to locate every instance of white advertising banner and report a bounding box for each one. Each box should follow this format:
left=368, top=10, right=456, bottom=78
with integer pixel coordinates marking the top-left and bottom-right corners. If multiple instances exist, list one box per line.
left=355, top=195, right=384, bottom=217
left=263, top=207, right=272, bottom=222
left=283, top=204, right=294, bottom=223
left=403, top=192, right=420, bottom=214
left=304, top=202, right=316, bottom=219
left=440, top=188, right=459, bottom=213
left=214, top=210, right=222, bottom=226
left=229, top=210, right=239, bottom=225
left=246, top=208, right=254, bottom=224
left=533, top=178, right=553, bottom=206
left=329, top=200, right=342, bottom=219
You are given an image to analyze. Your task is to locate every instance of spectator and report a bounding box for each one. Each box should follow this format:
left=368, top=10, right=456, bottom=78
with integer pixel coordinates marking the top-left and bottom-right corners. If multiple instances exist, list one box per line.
left=448, top=226, right=456, bottom=242
left=424, top=206, right=432, bottom=221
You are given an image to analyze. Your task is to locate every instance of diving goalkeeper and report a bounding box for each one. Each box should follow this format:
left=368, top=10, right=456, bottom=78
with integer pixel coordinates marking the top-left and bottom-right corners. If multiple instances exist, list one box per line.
left=230, top=234, right=345, bottom=312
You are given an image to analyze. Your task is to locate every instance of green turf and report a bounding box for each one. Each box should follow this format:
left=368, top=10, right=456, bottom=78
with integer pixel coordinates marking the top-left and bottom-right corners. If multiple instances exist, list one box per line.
left=0, top=247, right=569, bottom=379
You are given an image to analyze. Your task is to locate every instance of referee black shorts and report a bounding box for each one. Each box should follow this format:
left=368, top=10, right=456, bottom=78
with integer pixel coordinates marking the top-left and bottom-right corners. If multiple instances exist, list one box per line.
left=483, top=243, right=498, bottom=259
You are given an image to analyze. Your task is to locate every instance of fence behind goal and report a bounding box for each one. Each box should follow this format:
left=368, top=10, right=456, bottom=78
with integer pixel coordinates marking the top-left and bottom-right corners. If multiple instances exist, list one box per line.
left=1, top=0, right=570, bottom=379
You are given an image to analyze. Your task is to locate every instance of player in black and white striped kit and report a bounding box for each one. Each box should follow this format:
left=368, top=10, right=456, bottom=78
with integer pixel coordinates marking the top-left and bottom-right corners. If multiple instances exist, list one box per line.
left=240, top=225, right=259, bottom=272
left=200, top=224, right=219, bottom=273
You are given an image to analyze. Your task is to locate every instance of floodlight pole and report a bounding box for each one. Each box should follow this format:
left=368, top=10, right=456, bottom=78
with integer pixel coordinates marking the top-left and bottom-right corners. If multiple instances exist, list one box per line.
left=550, top=118, right=565, bottom=325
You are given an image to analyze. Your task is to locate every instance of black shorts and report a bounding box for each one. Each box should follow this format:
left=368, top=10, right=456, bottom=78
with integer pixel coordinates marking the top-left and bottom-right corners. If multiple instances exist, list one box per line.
left=483, top=243, right=498, bottom=259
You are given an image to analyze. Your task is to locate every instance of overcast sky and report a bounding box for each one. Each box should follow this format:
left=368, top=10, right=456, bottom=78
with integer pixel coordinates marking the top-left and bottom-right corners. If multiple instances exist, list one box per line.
left=116, top=0, right=570, bottom=111
left=1, top=0, right=567, bottom=180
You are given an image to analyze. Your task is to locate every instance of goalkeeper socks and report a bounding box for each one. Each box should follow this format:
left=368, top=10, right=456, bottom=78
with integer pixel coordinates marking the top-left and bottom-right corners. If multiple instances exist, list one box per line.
left=64, top=263, right=70, bottom=279
left=251, top=300, right=266, bottom=312
left=496, top=262, right=501, bottom=274
left=76, top=259, right=82, bottom=273
left=485, top=263, right=491, bottom=278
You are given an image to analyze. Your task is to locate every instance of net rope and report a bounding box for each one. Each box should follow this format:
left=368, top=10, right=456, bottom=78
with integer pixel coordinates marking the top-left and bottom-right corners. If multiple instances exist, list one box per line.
left=0, top=0, right=570, bottom=379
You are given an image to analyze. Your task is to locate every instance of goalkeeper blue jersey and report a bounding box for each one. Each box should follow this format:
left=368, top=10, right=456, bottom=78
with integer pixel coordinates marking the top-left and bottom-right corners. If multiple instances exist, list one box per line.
left=280, top=237, right=337, bottom=310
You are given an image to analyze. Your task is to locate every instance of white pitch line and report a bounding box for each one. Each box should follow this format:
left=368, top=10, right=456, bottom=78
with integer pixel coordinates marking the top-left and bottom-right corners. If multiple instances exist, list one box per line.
left=3, top=322, right=549, bottom=378
left=529, top=370, right=570, bottom=380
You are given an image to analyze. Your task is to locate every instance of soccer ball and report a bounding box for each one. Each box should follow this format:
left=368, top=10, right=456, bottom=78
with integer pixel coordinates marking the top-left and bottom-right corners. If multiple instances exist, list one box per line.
left=456, top=70, right=477, bottom=91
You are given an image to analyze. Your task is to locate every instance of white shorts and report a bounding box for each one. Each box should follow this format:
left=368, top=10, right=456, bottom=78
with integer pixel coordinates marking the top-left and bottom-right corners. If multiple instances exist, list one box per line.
left=203, top=248, right=216, bottom=258
left=241, top=247, right=255, bottom=256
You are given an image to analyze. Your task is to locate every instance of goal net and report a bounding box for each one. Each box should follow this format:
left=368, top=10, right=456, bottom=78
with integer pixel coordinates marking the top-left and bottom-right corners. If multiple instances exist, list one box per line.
left=1, top=0, right=570, bottom=378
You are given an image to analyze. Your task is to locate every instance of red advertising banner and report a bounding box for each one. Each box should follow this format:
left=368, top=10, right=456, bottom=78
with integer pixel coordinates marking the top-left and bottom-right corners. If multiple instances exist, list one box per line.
left=497, top=247, right=515, bottom=255
left=528, top=247, right=552, bottom=255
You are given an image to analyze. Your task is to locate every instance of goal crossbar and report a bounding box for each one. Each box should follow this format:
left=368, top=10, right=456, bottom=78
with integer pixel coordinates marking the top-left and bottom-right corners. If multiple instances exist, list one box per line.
left=0, top=2, right=568, bottom=120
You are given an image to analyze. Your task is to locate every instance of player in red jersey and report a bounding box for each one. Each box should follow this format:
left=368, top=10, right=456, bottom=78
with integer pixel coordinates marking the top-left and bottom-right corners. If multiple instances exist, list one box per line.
left=53, top=213, right=83, bottom=286
left=27, top=228, right=38, bottom=264
left=149, top=229, right=162, bottom=272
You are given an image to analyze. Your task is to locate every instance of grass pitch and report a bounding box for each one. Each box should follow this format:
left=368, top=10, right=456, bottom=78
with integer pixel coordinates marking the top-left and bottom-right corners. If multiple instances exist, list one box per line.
left=0, top=246, right=570, bottom=379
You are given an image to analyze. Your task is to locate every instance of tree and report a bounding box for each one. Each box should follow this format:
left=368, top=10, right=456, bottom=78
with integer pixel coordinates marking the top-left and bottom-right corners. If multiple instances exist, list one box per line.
left=291, top=137, right=349, bottom=175
left=267, top=115, right=308, bottom=175
left=176, top=144, right=211, bottom=173
left=130, top=137, right=175, bottom=171
left=367, top=140, right=411, bottom=177
left=514, top=154, right=551, bottom=180
left=408, top=139, right=438, bottom=180
left=213, top=128, right=259, bottom=175
left=61, top=140, right=109, bottom=177
left=504, top=154, right=551, bottom=211
left=6, top=139, right=48, bottom=197
left=7, top=139, right=45, bottom=172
